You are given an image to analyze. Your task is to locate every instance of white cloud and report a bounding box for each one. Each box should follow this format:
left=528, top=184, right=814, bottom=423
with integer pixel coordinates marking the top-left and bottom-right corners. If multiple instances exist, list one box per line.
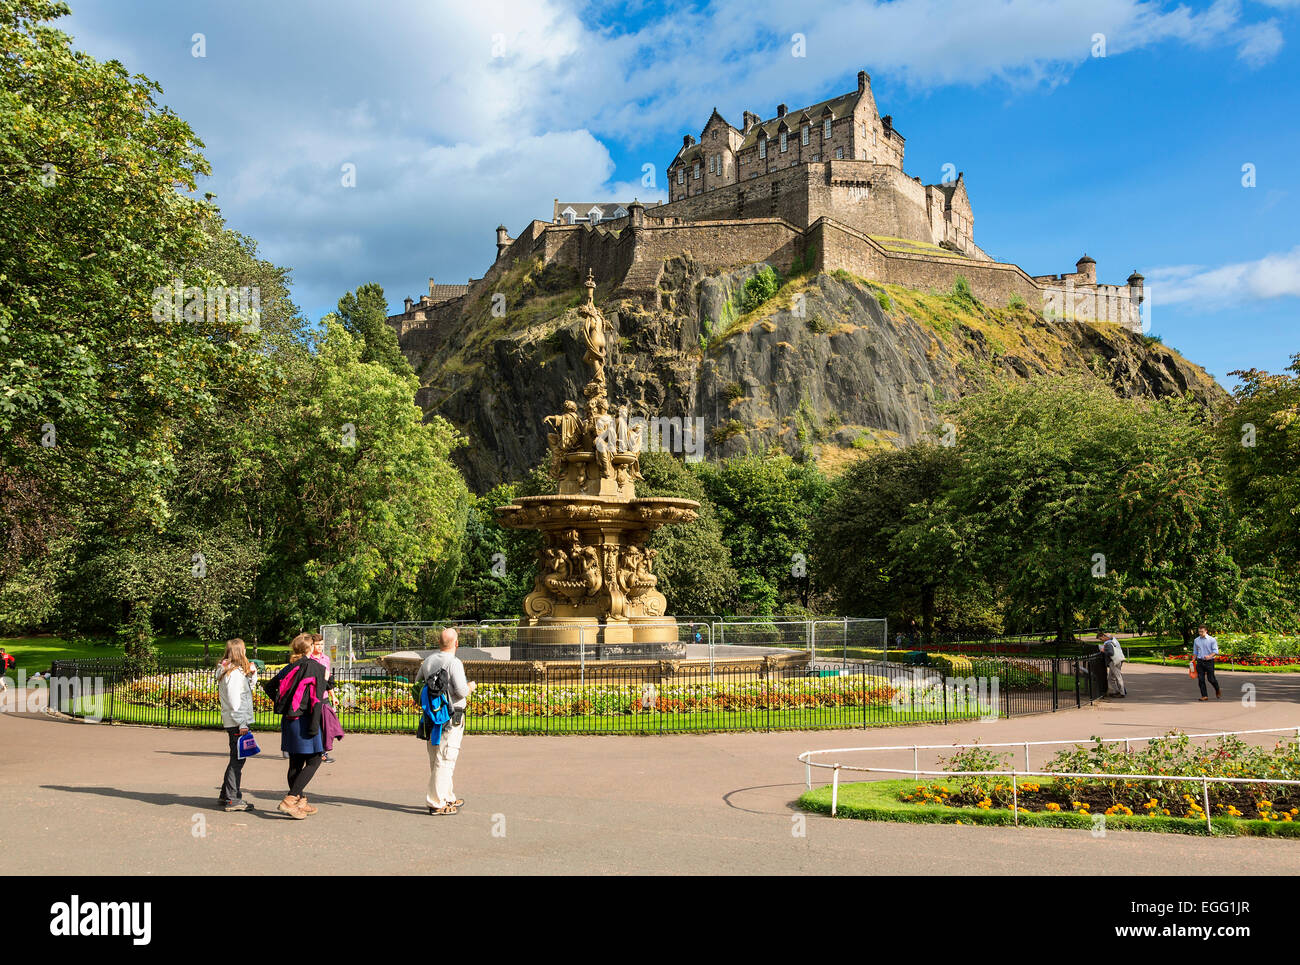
left=60, top=0, right=1291, bottom=316
left=1147, top=246, right=1300, bottom=306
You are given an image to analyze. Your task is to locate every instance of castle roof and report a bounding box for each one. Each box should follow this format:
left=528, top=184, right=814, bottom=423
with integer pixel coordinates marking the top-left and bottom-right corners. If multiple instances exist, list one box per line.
left=553, top=201, right=643, bottom=223
left=428, top=283, right=469, bottom=303
left=736, top=88, right=873, bottom=151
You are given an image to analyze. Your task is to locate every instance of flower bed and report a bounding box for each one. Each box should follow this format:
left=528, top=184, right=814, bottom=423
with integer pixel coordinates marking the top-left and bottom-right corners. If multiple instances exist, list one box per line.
left=116, top=670, right=905, bottom=719
left=915, top=732, right=1300, bottom=821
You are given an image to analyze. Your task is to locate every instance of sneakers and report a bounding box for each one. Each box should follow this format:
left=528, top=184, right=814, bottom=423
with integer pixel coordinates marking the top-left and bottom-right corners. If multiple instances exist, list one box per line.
left=224, top=800, right=252, bottom=813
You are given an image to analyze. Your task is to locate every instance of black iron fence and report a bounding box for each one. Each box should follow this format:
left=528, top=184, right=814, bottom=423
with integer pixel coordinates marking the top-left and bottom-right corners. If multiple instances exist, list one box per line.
left=48, top=651, right=1106, bottom=735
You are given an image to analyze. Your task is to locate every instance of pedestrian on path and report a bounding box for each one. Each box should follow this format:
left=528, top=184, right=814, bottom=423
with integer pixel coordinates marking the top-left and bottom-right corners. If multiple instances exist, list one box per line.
left=265, top=633, right=328, bottom=819
left=310, top=634, right=340, bottom=764
left=417, top=628, right=476, bottom=816
left=217, top=638, right=258, bottom=811
left=1192, top=625, right=1222, bottom=701
left=1097, top=631, right=1126, bottom=697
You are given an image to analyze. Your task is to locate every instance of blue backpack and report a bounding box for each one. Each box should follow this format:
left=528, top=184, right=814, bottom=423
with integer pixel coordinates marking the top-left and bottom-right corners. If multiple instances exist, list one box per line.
left=417, top=668, right=452, bottom=744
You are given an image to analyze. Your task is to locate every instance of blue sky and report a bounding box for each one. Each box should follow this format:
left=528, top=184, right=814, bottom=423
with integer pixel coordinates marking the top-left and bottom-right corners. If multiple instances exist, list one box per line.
left=61, top=0, right=1300, bottom=386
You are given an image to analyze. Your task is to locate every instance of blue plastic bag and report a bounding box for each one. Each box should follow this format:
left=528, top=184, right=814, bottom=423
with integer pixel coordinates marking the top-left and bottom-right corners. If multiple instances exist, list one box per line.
left=237, top=731, right=261, bottom=758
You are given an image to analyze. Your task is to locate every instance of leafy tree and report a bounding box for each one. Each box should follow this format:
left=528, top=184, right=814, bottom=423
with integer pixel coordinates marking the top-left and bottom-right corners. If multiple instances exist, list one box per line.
left=939, top=377, right=1240, bottom=640
left=637, top=451, right=738, bottom=615
left=1222, top=356, right=1300, bottom=567
left=331, top=282, right=410, bottom=377
left=0, top=0, right=241, bottom=529
left=812, top=443, right=964, bottom=633
left=694, top=451, right=828, bottom=613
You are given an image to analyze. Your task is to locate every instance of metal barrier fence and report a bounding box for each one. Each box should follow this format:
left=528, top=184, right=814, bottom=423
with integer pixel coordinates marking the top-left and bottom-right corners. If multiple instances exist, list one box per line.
left=47, top=650, right=1105, bottom=735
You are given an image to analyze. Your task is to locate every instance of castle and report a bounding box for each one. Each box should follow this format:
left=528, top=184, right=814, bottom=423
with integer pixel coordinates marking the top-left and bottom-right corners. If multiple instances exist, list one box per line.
left=390, top=68, right=1145, bottom=348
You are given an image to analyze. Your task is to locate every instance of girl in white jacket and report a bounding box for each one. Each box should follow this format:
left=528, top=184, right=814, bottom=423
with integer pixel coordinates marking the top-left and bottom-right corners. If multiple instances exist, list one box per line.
left=217, top=638, right=258, bottom=811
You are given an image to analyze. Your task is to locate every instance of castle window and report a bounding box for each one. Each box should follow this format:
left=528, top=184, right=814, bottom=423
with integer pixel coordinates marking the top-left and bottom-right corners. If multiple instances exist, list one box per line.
left=708, top=155, right=715, bottom=174
left=835, top=147, right=843, bottom=160
left=872, top=130, right=877, bottom=146
left=779, top=131, right=787, bottom=152
left=823, top=118, right=832, bottom=139
left=677, top=168, right=684, bottom=185
left=693, top=162, right=700, bottom=180
left=759, top=137, right=767, bottom=159
left=801, top=125, right=809, bottom=146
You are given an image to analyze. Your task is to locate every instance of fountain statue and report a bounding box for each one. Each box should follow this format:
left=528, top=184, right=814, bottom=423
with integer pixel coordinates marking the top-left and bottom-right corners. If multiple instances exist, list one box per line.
left=495, top=271, right=700, bottom=658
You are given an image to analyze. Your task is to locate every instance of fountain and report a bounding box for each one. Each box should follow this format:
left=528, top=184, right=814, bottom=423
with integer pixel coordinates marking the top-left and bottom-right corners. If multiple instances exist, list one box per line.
left=494, top=270, right=701, bottom=659
left=373, top=271, right=809, bottom=682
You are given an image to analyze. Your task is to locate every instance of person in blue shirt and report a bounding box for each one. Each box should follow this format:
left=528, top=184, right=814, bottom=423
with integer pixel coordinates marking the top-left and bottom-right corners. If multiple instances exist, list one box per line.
left=1191, top=625, right=1221, bottom=701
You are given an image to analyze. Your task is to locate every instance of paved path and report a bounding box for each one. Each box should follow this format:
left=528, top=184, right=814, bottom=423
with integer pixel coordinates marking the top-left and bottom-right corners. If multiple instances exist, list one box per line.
left=2, top=663, right=1299, bottom=875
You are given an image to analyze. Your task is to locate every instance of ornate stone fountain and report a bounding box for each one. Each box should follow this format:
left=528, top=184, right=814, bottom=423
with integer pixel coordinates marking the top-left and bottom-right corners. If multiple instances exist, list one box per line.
left=495, top=271, right=700, bottom=658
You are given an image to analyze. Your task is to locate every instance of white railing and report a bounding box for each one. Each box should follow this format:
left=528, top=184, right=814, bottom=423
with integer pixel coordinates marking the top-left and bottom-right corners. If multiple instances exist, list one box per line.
left=799, top=726, right=1300, bottom=830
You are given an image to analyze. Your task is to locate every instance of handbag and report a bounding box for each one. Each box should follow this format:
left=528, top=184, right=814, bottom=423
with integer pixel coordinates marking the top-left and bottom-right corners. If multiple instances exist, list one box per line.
left=1187, top=660, right=1197, bottom=678
left=237, top=731, right=261, bottom=758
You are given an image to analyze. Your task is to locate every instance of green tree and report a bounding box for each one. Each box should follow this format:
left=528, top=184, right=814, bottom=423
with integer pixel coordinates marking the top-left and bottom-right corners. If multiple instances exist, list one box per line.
left=941, top=377, right=1238, bottom=640
left=637, top=451, right=738, bottom=615
left=0, top=0, right=240, bottom=528
left=812, top=444, right=964, bottom=634
left=1222, top=356, right=1300, bottom=567
left=331, top=282, right=410, bottom=377
left=694, top=452, right=828, bottom=613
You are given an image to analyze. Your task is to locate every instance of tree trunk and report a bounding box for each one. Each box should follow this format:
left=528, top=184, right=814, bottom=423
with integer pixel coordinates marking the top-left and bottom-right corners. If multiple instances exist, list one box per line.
left=921, top=584, right=936, bottom=646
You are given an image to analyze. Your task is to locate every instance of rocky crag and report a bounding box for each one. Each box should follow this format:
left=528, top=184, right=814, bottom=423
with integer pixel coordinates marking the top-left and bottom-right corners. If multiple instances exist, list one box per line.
left=405, top=256, right=1226, bottom=492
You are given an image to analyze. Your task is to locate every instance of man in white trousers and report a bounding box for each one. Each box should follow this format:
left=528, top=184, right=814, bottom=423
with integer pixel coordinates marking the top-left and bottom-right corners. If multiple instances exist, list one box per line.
left=417, top=628, right=476, bottom=815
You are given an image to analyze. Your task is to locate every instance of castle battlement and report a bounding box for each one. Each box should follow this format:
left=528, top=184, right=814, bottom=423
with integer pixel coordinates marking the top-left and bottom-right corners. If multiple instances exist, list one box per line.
left=389, top=69, right=1145, bottom=340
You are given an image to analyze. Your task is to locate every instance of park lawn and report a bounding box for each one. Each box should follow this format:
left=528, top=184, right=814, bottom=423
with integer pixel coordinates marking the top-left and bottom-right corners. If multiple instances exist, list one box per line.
left=2, top=635, right=291, bottom=678
left=799, top=779, right=1300, bottom=838
left=72, top=694, right=994, bottom=735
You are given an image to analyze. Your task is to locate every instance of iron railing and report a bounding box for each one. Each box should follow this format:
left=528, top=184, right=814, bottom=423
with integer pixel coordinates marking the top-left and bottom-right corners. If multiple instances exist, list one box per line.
left=48, top=649, right=1105, bottom=735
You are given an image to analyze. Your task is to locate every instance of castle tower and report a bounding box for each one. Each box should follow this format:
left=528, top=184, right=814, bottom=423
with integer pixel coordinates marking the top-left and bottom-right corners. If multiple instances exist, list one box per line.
left=1076, top=253, right=1097, bottom=285
left=496, top=224, right=512, bottom=261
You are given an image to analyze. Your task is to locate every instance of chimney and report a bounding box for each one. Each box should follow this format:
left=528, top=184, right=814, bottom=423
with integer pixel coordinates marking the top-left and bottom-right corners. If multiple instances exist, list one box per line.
left=742, top=110, right=759, bottom=132
left=683, top=134, right=695, bottom=147
left=777, top=103, right=787, bottom=118
left=403, top=297, right=413, bottom=313
left=427, top=277, right=435, bottom=296
left=857, top=70, right=869, bottom=92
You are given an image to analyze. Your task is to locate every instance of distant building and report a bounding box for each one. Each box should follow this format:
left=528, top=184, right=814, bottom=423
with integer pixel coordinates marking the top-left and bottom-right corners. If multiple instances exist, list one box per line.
left=552, top=200, right=661, bottom=226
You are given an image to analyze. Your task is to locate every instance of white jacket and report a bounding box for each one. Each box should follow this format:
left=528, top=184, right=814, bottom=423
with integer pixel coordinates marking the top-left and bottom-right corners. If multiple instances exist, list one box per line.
left=218, top=666, right=256, bottom=729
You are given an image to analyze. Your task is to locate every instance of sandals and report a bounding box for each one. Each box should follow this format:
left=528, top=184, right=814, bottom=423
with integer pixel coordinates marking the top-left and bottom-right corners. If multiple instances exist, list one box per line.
left=428, top=804, right=458, bottom=815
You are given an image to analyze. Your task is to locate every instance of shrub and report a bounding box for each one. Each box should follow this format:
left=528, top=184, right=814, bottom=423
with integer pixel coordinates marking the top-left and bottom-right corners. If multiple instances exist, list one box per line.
left=951, top=275, right=976, bottom=304
left=741, top=265, right=780, bottom=313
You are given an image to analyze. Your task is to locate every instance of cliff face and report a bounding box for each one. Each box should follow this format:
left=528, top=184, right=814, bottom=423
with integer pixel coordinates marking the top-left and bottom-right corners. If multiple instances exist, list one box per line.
left=407, top=257, right=1227, bottom=491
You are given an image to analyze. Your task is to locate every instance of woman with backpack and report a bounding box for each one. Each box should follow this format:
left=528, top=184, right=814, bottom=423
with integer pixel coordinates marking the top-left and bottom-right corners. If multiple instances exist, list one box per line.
left=264, top=633, right=328, bottom=819
left=217, top=639, right=258, bottom=811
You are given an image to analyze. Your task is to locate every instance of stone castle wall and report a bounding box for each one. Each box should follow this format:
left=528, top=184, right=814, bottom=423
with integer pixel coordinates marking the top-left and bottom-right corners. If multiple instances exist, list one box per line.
left=390, top=199, right=1143, bottom=345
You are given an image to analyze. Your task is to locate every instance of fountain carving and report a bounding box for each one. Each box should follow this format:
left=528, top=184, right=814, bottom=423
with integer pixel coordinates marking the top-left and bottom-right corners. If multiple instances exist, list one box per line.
left=495, top=271, right=700, bottom=657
